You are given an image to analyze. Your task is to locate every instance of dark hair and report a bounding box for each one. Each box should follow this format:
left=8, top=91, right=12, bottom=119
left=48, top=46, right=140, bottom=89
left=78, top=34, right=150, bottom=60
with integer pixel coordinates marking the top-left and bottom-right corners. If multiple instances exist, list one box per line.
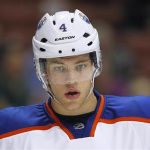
left=89, top=52, right=98, bottom=68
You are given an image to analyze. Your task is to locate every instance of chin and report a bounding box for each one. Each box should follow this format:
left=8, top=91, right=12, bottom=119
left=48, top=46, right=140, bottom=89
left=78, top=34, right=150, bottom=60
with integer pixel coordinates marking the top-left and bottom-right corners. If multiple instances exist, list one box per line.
left=65, top=103, right=81, bottom=112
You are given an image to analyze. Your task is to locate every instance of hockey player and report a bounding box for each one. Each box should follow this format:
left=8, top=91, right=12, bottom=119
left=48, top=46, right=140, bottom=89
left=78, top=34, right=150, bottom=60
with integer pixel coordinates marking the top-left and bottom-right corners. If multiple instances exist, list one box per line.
left=0, top=9, right=150, bottom=150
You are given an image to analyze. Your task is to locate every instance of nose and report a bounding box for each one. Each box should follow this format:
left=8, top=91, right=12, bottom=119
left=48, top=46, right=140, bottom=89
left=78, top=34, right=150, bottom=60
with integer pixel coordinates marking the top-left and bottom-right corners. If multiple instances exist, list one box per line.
left=65, top=70, right=78, bottom=84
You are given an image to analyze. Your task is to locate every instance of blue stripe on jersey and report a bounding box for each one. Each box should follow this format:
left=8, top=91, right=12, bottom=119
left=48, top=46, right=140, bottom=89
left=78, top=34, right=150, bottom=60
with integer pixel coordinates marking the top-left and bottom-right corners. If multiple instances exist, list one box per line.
left=0, top=102, right=55, bottom=135
left=101, top=95, right=150, bottom=120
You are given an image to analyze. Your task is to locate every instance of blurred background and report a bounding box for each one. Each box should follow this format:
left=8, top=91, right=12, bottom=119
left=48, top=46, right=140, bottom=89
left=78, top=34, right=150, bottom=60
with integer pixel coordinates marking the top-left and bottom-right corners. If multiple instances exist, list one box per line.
left=0, top=0, right=150, bottom=108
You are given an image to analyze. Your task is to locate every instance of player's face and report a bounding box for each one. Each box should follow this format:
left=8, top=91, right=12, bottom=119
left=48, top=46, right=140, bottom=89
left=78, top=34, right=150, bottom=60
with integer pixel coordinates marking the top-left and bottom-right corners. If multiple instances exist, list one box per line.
left=46, top=54, right=95, bottom=112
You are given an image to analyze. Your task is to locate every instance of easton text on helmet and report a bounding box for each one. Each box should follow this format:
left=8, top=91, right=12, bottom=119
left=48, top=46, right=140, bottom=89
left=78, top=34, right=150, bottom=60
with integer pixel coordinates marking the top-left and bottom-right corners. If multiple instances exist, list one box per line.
left=55, top=36, right=75, bottom=41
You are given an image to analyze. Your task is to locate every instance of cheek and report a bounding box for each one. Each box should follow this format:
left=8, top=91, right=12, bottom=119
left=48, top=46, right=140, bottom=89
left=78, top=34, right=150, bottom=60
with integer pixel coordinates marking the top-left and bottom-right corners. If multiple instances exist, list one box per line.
left=78, top=80, right=92, bottom=93
left=50, top=84, right=64, bottom=93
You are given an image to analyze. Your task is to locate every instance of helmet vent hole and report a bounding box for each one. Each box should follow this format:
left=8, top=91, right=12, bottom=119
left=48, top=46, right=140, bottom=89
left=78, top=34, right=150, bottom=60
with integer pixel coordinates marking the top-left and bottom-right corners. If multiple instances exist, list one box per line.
left=71, top=18, right=74, bottom=23
left=72, top=48, right=75, bottom=52
left=59, top=50, right=62, bottom=53
left=40, top=48, right=46, bottom=52
left=83, top=33, right=90, bottom=38
left=87, top=41, right=93, bottom=46
left=53, top=20, right=56, bottom=25
left=41, top=38, right=47, bottom=43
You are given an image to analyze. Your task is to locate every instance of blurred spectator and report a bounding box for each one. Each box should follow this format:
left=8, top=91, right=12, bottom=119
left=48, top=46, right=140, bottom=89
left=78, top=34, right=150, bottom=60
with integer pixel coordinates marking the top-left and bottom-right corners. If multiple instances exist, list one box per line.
left=128, top=76, right=150, bottom=95
left=0, top=42, right=30, bottom=106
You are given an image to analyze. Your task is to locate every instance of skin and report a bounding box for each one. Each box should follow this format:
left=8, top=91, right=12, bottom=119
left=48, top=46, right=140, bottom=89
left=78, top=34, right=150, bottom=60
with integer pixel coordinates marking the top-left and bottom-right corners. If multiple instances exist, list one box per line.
left=46, top=54, right=97, bottom=116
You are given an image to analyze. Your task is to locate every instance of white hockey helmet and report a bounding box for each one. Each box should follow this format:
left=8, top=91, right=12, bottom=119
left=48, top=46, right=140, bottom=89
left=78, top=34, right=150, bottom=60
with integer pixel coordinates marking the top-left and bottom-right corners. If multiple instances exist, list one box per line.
left=32, top=9, right=102, bottom=91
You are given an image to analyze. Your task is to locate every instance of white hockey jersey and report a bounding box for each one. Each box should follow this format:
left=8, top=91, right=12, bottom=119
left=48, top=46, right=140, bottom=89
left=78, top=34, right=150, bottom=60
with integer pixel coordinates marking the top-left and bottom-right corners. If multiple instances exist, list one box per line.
left=0, top=90, right=150, bottom=150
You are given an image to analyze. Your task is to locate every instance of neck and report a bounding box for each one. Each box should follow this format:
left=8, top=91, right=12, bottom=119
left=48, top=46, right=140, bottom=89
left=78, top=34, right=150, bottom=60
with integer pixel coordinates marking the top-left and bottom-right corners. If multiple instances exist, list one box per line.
left=51, top=92, right=97, bottom=116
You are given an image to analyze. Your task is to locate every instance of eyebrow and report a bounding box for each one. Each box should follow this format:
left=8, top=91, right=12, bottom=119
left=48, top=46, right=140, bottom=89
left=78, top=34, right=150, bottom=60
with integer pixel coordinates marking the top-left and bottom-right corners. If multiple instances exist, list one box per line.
left=48, top=60, right=64, bottom=65
left=75, top=59, right=90, bottom=64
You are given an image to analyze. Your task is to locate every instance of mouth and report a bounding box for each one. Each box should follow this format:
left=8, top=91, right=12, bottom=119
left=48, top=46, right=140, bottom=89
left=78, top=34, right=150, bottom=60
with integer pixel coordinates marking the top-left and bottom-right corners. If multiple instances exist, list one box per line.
left=65, top=90, right=80, bottom=100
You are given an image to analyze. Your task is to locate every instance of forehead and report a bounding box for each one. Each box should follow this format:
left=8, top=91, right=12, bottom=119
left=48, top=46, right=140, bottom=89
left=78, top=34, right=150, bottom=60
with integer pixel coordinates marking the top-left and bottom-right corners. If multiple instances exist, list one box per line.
left=47, top=54, right=90, bottom=64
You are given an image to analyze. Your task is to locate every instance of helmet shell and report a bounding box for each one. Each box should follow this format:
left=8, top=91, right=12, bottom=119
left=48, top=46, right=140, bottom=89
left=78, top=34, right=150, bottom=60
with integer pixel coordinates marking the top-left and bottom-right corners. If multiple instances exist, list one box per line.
left=32, top=9, right=102, bottom=91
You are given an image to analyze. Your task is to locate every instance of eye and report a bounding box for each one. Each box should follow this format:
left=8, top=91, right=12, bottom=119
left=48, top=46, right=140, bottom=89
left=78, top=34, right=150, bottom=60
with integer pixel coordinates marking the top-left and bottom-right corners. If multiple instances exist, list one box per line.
left=53, top=66, right=66, bottom=72
left=76, top=64, right=87, bottom=72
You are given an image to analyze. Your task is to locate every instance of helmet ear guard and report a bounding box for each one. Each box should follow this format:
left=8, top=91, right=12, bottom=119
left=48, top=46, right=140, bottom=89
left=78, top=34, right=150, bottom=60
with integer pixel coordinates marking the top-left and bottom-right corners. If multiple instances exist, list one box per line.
left=32, top=9, right=102, bottom=92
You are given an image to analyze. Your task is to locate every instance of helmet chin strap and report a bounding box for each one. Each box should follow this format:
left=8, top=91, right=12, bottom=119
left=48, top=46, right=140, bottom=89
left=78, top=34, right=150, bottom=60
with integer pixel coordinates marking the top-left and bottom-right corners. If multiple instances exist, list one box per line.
left=83, top=67, right=99, bottom=104
left=47, top=83, right=56, bottom=100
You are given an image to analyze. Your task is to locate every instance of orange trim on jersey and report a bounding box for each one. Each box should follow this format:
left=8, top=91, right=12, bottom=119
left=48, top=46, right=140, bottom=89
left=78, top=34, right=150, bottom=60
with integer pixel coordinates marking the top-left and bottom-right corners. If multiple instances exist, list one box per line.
left=99, top=117, right=150, bottom=124
left=45, top=101, right=75, bottom=139
left=0, top=123, right=57, bottom=140
left=90, top=95, right=105, bottom=137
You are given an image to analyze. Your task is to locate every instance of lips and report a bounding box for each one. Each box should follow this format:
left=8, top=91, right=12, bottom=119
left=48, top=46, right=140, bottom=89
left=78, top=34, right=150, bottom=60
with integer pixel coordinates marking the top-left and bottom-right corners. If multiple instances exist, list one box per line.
left=65, top=90, right=80, bottom=100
